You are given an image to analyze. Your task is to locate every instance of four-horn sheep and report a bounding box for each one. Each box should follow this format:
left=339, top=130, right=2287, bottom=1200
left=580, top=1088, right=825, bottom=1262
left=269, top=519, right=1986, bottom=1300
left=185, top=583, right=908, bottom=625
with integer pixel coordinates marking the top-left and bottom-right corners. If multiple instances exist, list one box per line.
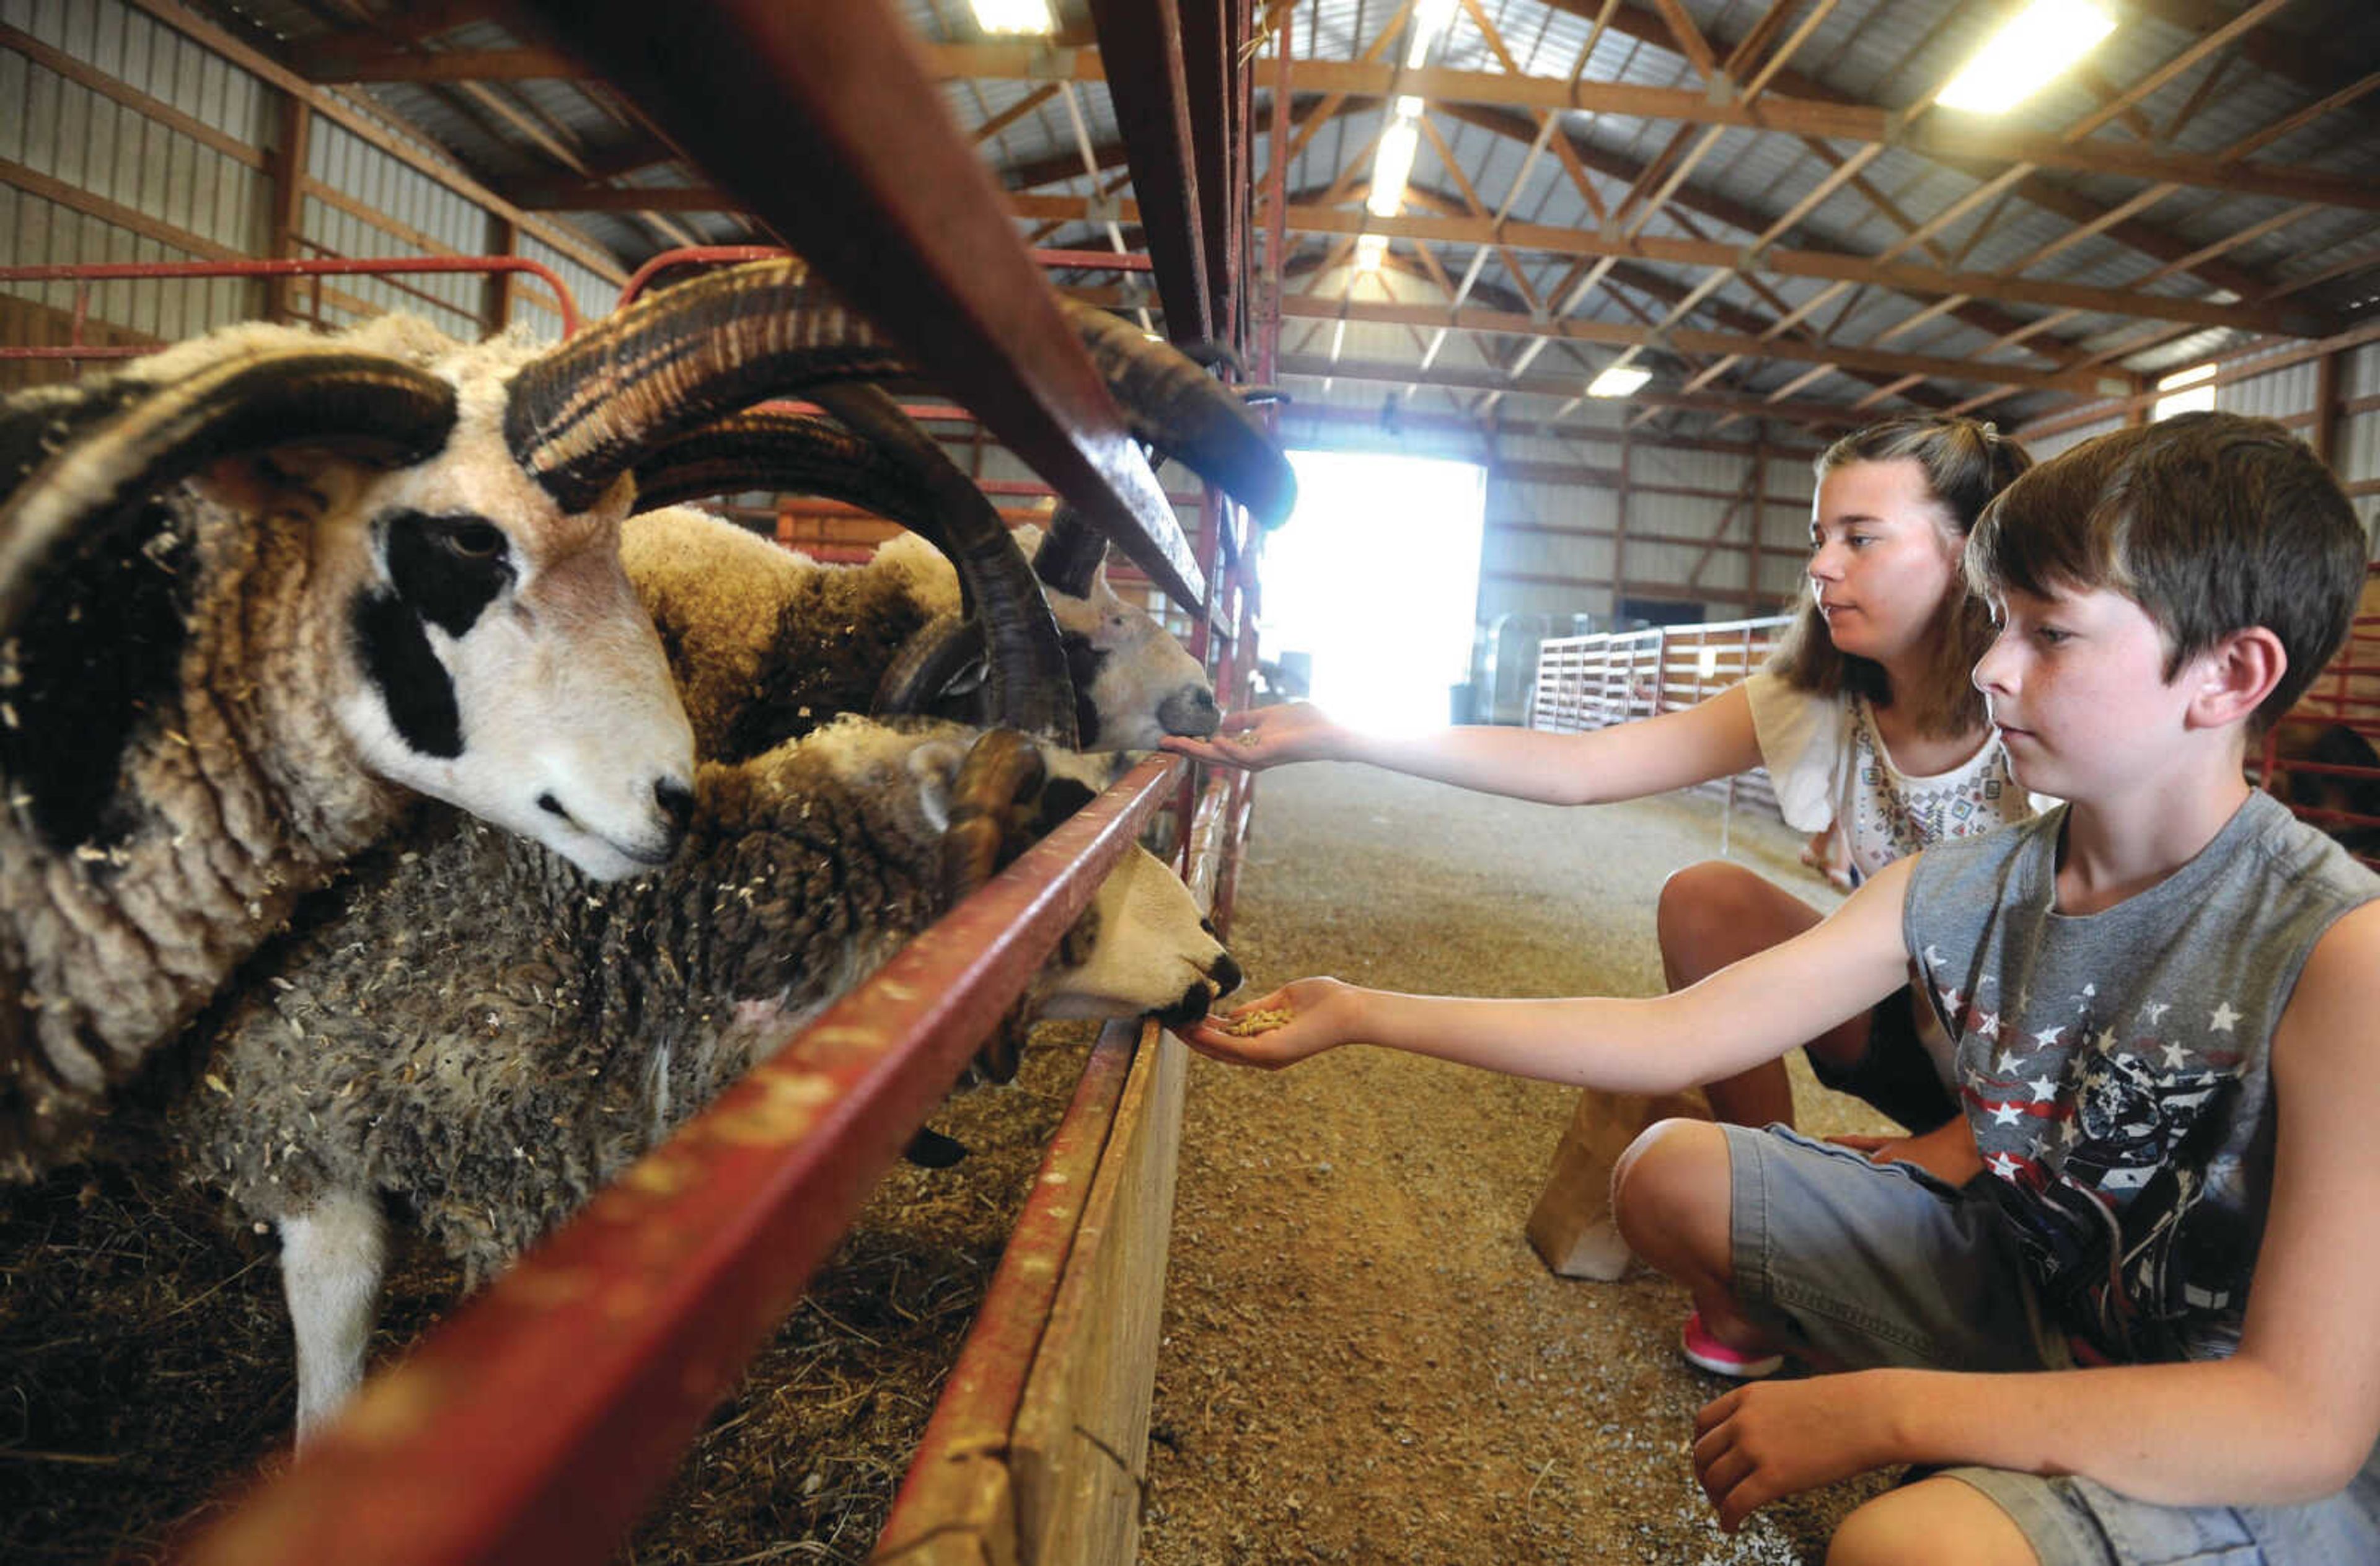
left=622, top=405, right=1232, bottom=761
left=158, top=715, right=1243, bottom=1439
left=0, top=257, right=1294, bottom=1181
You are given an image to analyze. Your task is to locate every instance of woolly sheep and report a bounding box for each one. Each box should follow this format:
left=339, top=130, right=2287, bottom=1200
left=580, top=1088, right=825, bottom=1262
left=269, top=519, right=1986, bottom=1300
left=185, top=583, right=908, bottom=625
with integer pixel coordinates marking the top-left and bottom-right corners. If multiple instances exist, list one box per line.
left=623, top=506, right=1218, bottom=759
left=0, top=258, right=1292, bottom=1181
left=162, top=716, right=1241, bottom=1436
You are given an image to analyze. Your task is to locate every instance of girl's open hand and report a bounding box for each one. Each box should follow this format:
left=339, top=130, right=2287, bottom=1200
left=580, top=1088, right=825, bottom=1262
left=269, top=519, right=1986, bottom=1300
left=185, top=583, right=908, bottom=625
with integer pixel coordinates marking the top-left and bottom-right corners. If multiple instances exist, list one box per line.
left=1159, top=702, right=1342, bottom=770
left=1178, top=977, right=1359, bottom=1068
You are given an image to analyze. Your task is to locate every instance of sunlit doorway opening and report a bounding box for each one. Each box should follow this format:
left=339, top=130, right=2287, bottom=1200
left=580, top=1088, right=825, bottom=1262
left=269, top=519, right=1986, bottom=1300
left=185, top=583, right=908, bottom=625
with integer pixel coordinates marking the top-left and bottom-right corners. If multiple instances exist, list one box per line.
left=1256, top=449, right=1487, bottom=734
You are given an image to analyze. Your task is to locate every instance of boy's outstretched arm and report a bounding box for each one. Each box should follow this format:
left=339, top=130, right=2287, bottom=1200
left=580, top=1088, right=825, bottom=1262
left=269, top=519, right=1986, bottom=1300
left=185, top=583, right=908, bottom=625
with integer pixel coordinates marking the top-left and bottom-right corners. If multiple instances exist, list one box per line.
left=1182, top=855, right=1917, bottom=1093
left=1691, top=899, right=2380, bottom=1532
left=1160, top=683, right=1764, bottom=807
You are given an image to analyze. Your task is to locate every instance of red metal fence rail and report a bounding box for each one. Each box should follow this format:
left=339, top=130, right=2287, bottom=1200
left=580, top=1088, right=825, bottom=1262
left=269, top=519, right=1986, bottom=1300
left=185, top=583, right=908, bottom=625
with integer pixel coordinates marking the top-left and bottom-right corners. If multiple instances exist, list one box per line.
left=176, top=755, right=1185, bottom=1566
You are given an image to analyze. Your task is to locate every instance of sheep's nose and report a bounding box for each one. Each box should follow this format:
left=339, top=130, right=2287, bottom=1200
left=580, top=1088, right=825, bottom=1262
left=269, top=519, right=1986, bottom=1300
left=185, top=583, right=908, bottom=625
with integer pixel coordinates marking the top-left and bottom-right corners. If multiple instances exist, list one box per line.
left=1208, top=952, right=1243, bottom=997
left=1161, top=686, right=1223, bottom=737
left=654, top=776, right=697, bottom=834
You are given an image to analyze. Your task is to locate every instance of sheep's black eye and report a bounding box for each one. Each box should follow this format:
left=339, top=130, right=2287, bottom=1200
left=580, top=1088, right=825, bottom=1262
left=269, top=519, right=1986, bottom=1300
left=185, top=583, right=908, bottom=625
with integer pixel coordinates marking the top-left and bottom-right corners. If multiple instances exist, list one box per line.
left=443, top=521, right=507, bottom=560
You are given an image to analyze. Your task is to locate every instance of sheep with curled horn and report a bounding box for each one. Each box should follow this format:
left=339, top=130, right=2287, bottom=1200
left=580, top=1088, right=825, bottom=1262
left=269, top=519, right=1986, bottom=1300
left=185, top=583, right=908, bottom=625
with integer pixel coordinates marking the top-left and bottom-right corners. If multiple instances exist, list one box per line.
left=159, top=714, right=1240, bottom=1440
left=0, top=258, right=1283, bottom=1181
left=620, top=402, right=1285, bottom=759
left=137, top=386, right=1244, bottom=1440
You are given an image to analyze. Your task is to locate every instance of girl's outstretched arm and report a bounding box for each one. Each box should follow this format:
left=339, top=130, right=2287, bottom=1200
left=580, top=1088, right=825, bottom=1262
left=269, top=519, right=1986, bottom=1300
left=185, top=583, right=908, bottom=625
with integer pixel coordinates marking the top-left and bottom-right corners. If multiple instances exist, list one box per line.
left=1160, top=682, right=1765, bottom=807
left=1181, top=856, right=1918, bottom=1093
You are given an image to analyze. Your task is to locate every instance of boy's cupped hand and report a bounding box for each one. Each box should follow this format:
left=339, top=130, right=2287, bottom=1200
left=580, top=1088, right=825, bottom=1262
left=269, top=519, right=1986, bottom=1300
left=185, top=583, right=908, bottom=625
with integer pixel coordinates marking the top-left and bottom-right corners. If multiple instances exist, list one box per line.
left=1177, top=977, right=1357, bottom=1068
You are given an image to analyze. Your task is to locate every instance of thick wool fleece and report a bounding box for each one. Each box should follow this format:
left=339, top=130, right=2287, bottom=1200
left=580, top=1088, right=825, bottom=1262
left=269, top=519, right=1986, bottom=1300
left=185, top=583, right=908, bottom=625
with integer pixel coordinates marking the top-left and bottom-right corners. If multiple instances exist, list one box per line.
left=623, top=511, right=956, bottom=765
left=2, top=478, right=400, bottom=1181
left=167, top=720, right=959, bottom=1282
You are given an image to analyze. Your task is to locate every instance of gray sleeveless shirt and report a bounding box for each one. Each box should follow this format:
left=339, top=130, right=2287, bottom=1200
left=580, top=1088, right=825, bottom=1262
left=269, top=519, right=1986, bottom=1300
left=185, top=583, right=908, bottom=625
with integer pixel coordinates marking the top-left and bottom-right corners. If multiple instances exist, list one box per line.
left=1905, top=791, right=2379, bottom=1364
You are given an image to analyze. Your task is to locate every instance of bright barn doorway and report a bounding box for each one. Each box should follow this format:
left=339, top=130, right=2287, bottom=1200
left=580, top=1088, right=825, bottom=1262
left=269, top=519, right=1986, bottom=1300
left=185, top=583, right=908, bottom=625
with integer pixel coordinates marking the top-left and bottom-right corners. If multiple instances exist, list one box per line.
left=1257, top=449, right=1487, bottom=734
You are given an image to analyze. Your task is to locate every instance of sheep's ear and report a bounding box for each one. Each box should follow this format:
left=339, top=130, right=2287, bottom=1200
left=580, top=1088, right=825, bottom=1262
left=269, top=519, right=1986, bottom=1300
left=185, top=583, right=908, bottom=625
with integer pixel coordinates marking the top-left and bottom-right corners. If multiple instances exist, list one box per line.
left=906, top=738, right=971, bottom=832
left=191, top=444, right=373, bottom=521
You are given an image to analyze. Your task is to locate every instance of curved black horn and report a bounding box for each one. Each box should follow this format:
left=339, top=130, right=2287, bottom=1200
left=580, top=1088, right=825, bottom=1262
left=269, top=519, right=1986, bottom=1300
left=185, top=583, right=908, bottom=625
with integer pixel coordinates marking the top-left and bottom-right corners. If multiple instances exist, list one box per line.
left=1032, top=504, right=1108, bottom=600
left=1, top=352, right=456, bottom=635
left=629, top=409, right=949, bottom=556
left=804, top=384, right=1079, bottom=749
left=1058, top=299, right=1297, bottom=530
left=509, top=257, right=1294, bottom=530
left=871, top=612, right=982, bottom=719
left=505, top=259, right=916, bottom=513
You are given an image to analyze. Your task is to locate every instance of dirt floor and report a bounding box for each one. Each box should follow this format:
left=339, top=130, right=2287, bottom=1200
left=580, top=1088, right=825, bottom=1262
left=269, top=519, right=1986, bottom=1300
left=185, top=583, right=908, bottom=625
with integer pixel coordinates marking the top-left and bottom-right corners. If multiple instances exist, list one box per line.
left=1143, top=762, right=1900, bottom=1564
left=2, top=762, right=1895, bottom=1565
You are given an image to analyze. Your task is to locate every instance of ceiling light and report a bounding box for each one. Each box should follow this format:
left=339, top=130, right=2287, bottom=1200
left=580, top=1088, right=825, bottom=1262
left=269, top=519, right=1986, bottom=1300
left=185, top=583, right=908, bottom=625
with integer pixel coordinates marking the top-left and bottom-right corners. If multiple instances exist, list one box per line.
left=1407, top=0, right=1460, bottom=67
left=1354, top=233, right=1389, bottom=273
left=1587, top=364, right=1652, bottom=398
left=1936, top=1, right=2115, bottom=114
left=1395, top=94, right=1426, bottom=120
left=969, top=0, right=1054, bottom=36
left=1367, top=119, right=1420, bottom=217
left=2153, top=362, right=2217, bottom=421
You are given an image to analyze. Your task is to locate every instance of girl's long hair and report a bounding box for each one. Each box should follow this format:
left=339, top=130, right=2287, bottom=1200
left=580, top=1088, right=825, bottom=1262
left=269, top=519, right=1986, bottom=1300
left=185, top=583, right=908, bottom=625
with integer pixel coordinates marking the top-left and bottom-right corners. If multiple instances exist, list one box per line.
left=1768, top=415, right=2033, bottom=739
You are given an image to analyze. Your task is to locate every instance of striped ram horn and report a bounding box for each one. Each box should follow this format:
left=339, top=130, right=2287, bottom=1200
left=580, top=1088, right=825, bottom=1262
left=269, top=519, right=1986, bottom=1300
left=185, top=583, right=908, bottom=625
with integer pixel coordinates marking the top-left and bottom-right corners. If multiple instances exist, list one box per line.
left=0, top=351, right=456, bottom=636
left=506, top=257, right=1297, bottom=531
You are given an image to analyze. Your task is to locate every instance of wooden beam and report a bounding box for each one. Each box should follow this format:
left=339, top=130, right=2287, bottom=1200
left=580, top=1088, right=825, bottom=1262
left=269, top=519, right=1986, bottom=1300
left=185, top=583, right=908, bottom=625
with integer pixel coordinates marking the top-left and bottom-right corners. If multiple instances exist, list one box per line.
left=925, top=44, right=2380, bottom=212
left=1277, top=294, right=2117, bottom=395
left=267, top=94, right=311, bottom=323
left=1276, top=351, right=1871, bottom=426
left=1015, top=192, right=2324, bottom=336
left=123, top=0, right=626, bottom=284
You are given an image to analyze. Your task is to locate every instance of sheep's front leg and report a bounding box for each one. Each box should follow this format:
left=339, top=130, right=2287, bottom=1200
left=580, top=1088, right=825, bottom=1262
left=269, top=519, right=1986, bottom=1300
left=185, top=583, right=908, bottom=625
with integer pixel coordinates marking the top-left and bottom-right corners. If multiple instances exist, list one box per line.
left=278, top=1188, right=387, bottom=1444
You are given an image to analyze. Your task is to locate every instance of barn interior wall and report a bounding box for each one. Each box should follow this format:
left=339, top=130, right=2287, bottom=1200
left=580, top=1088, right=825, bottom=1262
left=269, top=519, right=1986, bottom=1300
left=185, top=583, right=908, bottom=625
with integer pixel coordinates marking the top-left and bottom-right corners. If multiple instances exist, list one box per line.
left=1, top=0, right=612, bottom=379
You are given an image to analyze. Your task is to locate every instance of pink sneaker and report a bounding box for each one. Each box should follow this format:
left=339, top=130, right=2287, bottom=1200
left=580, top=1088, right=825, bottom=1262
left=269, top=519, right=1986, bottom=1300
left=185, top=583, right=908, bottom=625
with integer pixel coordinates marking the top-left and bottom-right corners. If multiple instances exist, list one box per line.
left=1680, top=1309, right=1784, bottom=1379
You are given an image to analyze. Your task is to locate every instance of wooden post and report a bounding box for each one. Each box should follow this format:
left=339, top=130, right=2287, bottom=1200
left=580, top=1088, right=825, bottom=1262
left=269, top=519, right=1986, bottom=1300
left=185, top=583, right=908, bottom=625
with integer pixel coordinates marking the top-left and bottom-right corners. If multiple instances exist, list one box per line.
left=266, top=92, right=311, bottom=323
left=1748, top=427, right=1766, bottom=610
left=487, top=217, right=521, bottom=338
left=2312, top=348, right=2339, bottom=472
left=1613, top=425, right=1631, bottom=622
left=1525, top=1087, right=1712, bottom=1279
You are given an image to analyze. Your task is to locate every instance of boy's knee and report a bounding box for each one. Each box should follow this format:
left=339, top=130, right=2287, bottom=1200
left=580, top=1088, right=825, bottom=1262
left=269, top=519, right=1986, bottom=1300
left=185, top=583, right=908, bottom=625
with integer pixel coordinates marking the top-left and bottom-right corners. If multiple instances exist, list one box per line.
left=1611, top=1117, right=1732, bottom=1271
left=1827, top=1479, right=2038, bottom=1566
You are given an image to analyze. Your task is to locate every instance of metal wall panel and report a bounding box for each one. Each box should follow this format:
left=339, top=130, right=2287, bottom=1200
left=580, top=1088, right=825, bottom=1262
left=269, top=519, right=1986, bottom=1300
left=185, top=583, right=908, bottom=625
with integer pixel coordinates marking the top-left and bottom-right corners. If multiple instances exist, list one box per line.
left=1, top=0, right=273, bottom=336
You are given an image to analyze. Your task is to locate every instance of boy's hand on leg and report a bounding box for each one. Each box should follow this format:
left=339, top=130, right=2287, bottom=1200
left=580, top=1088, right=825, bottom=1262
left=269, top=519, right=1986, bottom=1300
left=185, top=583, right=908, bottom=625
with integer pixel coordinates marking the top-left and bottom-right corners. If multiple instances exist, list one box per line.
left=1692, top=1375, right=1901, bottom=1532
left=1823, top=1119, right=1983, bottom=1185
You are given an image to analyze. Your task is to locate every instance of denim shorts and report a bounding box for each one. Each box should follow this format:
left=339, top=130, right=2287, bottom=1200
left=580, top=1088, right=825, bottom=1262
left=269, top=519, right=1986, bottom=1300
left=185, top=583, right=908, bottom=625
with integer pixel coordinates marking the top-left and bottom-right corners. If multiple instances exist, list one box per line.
left=1722, top=1124, right=2380, bottom=1566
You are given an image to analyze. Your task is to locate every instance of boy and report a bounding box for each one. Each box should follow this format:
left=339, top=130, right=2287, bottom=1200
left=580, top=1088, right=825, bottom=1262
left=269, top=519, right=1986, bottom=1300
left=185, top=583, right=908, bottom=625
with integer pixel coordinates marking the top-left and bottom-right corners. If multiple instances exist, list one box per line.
left=1186, top=413, right=2380, bottom=1565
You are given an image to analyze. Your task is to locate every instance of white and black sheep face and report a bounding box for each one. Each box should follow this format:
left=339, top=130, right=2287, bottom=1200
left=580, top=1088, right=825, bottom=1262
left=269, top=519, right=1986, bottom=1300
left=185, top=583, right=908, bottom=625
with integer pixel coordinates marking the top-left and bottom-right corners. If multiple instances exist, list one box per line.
left=328, top=389, right=696, bottom=882
left=907, top=734, right=1240, bottom=1024
left=1016, top=525, right=1220, bottom=750
left=1036, top=843, right=1240, bottom=1026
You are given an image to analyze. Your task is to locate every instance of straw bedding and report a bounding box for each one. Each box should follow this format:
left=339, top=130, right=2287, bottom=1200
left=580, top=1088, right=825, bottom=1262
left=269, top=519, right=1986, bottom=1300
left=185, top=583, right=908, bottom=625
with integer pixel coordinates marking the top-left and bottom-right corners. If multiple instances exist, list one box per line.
left=1, top=759, right=1892, bottom=1564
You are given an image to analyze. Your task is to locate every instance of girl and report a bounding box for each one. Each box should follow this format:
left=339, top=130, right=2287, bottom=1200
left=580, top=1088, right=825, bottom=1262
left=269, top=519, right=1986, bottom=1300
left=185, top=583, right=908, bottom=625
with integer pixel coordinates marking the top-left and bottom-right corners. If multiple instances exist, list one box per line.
left=1166, top=415, right=2035, bottom=1374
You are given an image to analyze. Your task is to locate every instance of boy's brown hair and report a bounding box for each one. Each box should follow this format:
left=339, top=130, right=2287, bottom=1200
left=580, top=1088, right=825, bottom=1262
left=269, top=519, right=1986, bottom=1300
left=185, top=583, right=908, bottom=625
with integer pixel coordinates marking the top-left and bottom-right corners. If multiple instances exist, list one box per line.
left=1771, top=415, right=2034, bottom=738
left=1965, top=411, right=2369, bottom=731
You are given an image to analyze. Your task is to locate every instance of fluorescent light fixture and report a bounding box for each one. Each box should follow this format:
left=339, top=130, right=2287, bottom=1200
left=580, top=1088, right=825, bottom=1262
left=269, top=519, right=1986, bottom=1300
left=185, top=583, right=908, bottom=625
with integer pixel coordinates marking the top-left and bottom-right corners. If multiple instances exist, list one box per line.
left=2153, top=362, right=2217, bottom=421
left=1354, top=233, right=1390, bottom=273
left=1937, top=1, right=2115, bottom=114
left=1407, top=0, right=1460, bottom=66
left=1395, top=94, right=1426, bottom=120
left=969, top=0, right=1053, bottom=34
left=1367, top=119, right=1420, bottom=217
left=1587, top=364, right=1652, bottom=398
